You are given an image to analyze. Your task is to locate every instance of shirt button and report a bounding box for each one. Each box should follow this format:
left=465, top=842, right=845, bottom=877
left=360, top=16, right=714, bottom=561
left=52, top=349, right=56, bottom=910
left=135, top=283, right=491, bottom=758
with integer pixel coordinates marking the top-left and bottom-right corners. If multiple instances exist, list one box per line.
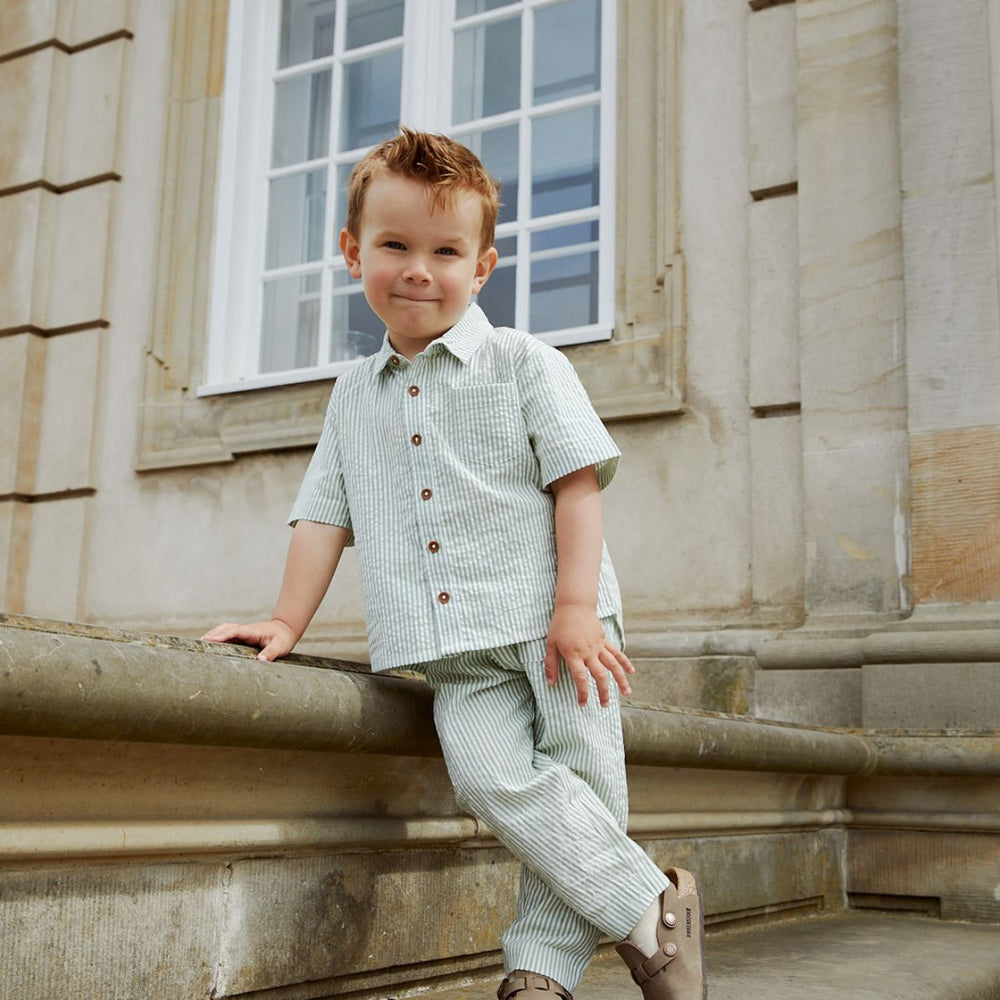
left=437, top=591, right=451, bottom=604
left=420, top=488, right=433, bottom=501
left=408, top=384, right=420, bottom=397
left=427, top=540, right=440, bottom=553
left=411, top=433, right=423, bottom=446
left=390, top=355, right=400, bottom=366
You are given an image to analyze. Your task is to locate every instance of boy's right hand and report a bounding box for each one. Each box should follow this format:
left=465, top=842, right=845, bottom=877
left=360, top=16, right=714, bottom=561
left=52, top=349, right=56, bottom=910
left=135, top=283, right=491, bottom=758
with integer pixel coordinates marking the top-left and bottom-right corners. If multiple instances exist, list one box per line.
left=200, top=619, right=297, bottom=662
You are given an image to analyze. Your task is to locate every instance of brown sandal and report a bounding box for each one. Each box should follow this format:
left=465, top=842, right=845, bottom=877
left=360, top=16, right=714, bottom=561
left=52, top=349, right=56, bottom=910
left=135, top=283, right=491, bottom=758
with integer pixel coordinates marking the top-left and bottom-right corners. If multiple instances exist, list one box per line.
left=497, top=970, right=574, bottom=1000
left=615, top=868, right=707, bottom=1000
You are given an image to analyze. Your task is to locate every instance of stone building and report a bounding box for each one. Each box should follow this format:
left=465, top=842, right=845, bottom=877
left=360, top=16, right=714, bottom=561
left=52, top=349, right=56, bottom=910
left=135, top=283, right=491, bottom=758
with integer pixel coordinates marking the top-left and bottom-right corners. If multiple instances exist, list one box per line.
left=1, top=1, right=999, bottom=998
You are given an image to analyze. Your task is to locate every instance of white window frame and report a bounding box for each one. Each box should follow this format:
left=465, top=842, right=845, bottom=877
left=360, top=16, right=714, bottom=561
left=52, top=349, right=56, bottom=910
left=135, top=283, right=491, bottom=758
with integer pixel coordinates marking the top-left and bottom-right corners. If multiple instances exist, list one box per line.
left=201, top=0, right=616, bottom=397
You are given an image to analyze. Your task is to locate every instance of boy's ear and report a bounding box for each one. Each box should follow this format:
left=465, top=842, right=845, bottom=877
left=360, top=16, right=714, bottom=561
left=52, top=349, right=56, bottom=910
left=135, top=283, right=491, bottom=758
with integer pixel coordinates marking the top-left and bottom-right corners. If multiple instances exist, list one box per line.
left=472, top=246, right=499, bottom=293
left=340, top=228, right=363, bottom=278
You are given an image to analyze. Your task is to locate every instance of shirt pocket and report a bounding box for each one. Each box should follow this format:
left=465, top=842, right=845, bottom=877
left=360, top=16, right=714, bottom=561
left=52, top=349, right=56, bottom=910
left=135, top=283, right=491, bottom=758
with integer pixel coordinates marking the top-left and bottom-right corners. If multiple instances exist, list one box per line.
left=433, top=382, right=525, bottom=469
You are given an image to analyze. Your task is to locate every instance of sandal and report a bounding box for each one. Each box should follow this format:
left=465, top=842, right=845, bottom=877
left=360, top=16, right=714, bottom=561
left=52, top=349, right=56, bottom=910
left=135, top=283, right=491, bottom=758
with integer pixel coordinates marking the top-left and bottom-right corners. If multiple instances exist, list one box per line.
left=497, top=970, right=574, bottom=1000
left=615, top=867, right=707, bottom=1000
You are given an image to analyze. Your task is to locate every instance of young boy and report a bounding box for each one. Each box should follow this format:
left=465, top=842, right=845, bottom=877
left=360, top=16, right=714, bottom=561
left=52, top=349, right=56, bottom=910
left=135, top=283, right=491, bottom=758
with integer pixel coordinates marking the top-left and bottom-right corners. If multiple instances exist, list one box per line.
left=203, top=129, right=706, bottom=1000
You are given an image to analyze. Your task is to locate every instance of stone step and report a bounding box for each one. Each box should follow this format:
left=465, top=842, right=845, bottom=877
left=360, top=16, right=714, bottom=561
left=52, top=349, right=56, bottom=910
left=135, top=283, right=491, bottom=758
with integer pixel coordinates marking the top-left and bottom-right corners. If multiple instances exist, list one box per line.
left=419, top=914, right=1000, bottom=1000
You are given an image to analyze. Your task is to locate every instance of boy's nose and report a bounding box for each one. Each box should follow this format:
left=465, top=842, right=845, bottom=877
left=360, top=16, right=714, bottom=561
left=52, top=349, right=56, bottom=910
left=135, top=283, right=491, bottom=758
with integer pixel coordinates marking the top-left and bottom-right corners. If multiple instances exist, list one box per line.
left=403, top=258, right=432, bottom=284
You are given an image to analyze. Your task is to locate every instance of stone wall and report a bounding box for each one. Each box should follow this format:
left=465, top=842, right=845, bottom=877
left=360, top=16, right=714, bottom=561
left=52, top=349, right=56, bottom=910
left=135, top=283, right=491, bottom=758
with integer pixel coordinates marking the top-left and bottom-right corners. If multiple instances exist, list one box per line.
left=1, top=1, right=999, bottom=722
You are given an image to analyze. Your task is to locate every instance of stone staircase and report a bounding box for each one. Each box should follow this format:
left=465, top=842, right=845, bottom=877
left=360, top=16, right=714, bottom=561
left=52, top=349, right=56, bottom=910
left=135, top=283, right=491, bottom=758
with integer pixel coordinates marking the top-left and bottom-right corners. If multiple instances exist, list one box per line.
left=1, top=615, right=998, bottom=1000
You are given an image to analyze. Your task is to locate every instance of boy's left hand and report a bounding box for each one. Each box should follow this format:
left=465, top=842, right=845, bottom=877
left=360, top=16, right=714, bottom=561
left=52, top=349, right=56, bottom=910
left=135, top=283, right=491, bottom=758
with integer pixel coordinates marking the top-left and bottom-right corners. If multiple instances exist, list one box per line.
left=545, top=604, right=634, bottom=707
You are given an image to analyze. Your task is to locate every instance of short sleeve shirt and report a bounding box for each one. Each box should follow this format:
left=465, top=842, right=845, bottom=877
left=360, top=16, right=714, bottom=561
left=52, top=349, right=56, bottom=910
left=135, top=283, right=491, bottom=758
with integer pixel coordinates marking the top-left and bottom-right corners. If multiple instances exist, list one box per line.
left=289, top=303, right=623, bottom=673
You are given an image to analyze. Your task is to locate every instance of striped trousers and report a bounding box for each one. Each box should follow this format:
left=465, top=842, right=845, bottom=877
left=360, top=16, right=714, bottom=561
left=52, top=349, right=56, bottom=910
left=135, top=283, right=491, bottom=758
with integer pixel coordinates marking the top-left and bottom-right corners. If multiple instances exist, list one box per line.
left=420, top=623, right=668, bottom=992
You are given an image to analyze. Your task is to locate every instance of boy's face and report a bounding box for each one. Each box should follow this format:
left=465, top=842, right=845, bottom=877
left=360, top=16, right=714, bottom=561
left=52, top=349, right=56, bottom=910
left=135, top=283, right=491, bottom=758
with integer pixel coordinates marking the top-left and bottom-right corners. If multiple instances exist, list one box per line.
left=340, top=172, right=498, bottom=358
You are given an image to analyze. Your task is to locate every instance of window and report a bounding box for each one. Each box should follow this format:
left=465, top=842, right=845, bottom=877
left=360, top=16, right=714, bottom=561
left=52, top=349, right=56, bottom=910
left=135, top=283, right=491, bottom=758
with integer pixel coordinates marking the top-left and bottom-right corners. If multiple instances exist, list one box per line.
left=203, top=0, right=616, bottom=394
left=138, top=0, right=681, bottom=471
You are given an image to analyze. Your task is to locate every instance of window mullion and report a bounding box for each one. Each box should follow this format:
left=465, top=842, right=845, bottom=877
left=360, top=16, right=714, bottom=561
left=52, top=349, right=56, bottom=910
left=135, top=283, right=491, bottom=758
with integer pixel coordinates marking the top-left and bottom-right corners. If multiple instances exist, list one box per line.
left=402, top=1, right=437, bottom=128
left=246, top=0, right=282, bottom=380
left=314, top=0, right=347, bottom=369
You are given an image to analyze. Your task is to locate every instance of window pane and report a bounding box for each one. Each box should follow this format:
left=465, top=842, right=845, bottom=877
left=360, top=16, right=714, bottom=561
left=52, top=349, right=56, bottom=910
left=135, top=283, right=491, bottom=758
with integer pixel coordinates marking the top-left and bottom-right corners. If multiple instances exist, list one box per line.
left=531, top=106, right=600, bottom=217
left=340, top=49, right=402, bottom=151
left=455, top=125, right=519, bottom=225
left=456, top=0, right=518, bottom=17
left=532, top=220, right=598, bottom=252
left=266, top=169, right=327, bottom=268
left=331, top=271, right=383, bottom=361
left=530, top=224, right=599, bottom=332
left=533, top=0, right=600, bottom=104
left=475, top=259, right=516, bottom=328
left=475, top=235, right=516, bottom=326
left=334, top=161, right=358, bottom=236
left=493, top=234, right=517, bottom=257
left=260, top=272, right=321, bottom=372
left=346, top=0, right=404, bottom=49
left=279, top=0, right=336, bottom=68
left=452, top=16, right=520, bottom=124
left=272, top=70, right=331, bottom=168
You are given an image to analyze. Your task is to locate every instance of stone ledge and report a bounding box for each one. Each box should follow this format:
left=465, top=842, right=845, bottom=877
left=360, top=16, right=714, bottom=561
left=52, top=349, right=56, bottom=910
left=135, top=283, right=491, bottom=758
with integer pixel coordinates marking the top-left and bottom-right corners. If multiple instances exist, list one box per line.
left=758, top=627, right=1000, bottom=669
left=1, top=617, right=998, bottom=777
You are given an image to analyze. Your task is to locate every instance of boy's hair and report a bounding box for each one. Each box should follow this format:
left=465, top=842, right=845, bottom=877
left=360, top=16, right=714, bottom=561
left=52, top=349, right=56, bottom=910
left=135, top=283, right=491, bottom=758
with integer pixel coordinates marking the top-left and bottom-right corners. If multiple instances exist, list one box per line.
left=345, top=128, right=501, bottom=253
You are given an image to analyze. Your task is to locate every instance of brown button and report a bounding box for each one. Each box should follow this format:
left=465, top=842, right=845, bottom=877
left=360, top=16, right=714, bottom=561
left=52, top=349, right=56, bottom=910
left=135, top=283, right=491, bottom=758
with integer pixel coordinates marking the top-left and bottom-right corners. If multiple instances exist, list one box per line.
left=427, top=540, right=440, bottom=553
left=408, top=384, right=420, bottom=397
left=437, top=591, right=451, bottom=604
left=390, top=355, right=400, bottom=366
left=411, top=433, right=423, bottom=446
left=420, top=488, right=433, bottom=501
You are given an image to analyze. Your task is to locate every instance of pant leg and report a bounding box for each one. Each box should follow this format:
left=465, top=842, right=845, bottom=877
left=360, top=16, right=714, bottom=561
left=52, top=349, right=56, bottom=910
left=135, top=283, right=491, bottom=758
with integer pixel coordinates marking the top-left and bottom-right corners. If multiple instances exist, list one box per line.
left=423, top=635, right=667, bottom=991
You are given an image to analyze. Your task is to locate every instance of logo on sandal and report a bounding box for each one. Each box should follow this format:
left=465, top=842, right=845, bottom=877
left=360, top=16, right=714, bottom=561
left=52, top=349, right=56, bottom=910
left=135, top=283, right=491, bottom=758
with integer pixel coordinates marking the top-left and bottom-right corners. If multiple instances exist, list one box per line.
left=686, top=907, right=692, bottom=938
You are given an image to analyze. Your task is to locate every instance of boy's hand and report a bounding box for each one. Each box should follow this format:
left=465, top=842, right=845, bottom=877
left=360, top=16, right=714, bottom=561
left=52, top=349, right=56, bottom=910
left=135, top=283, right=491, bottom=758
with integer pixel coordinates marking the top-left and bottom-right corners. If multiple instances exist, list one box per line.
left=544, top=604, right=634, bottom=707
left=200, top=619, right=298, bottom=662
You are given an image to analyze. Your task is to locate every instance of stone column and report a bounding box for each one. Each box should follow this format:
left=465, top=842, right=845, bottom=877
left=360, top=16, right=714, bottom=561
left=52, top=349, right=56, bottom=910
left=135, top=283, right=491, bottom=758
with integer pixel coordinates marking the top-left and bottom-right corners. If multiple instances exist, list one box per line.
left=796, top=0, right=910, bottom=619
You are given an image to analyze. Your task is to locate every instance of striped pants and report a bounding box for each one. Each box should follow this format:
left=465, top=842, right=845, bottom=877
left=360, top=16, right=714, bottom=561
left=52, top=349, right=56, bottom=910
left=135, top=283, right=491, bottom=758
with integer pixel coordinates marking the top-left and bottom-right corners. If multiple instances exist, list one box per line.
left=420, top=624, right=668, bottom=992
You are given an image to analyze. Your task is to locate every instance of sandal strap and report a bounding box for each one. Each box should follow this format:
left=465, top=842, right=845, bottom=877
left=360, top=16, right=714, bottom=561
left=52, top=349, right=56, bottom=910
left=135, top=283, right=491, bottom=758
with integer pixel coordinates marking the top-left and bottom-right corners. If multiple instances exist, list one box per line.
left=498, top=972, right=573, bottom=1000
left=629, top=943, right=678, bottom=987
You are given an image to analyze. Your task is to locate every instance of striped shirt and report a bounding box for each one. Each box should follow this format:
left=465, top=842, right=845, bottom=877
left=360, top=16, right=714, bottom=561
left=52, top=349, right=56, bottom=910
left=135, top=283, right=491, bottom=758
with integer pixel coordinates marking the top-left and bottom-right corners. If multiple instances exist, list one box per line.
left=289, top=303, right=623, bottom=673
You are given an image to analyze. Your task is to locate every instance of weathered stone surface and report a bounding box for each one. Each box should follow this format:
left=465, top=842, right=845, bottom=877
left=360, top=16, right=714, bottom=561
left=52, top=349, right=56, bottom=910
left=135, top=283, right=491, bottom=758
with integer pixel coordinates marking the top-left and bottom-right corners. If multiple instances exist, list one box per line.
left=0, top=183, right=112, bottom=332
left=750, top=415, right=805, bottom=611
left=0, top=334, right=34, bottom=493
left=0, top=47, right=55, bottom=189
left=747, top=2, right=797, bottom=192
left=797, top=0, right=910, bottom=618
left=910, top=428, right=1000, bottom=604
left=755, top=667, right=862, bottom=728
left=0, top=862, right=224, bottom=1000
left=862, top=662, right=1000, bottom=730
left=749, top=194, right=800, bottom=408
left=849, top=829, right=1000, bottom=923
left=57, top=38, right=127, bottom=184
left=31, top=329, right=100, bottom=493
left=19, top=497, right=88, bottom=620
left=626, top=655, right=755, bottom=714
left=214, top=849, right=521, bottom=995
left=0, top=189, right=42, bottom=331
left=801, top=436, right=910, bottom=616
left=0, top=0, right=59, bottom=55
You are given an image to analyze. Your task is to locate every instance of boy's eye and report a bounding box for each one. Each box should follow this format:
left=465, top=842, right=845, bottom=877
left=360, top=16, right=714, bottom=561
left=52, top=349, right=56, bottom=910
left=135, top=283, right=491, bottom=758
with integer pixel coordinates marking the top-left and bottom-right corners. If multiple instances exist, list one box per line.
left=437, top=247, right=459, bottom=256
left=384, top=240, right=405, bottom=250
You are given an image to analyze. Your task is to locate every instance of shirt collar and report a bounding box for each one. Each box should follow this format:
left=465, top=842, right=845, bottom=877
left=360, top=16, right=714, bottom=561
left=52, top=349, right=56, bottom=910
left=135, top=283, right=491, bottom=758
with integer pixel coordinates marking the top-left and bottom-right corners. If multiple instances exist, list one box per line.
left=375, top=303, right=492, bottom=373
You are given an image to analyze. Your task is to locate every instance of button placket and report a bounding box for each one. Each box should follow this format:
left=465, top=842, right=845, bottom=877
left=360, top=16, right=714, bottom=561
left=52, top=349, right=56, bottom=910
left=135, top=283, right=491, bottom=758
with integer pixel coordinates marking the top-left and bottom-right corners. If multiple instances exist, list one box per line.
left=404, top=372, right=452, bottom=614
